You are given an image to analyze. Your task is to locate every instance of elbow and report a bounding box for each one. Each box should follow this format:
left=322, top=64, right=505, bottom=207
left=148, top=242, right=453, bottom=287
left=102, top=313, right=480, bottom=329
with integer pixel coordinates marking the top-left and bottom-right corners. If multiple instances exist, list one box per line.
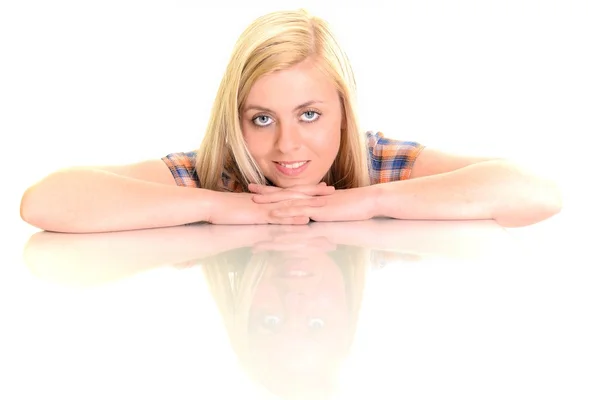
left=21, top=171, right=85, bottom=233
left=20, top=187, right=45, bottom=230
left=531, top=178, right=564, bottom=223
left=20, top=188, right=34, bottom=224
left=20, top=187, right=63, bottom=232
left=494, top=182, right=563, bottom=228
left=495, top=203, right=562, bottom=228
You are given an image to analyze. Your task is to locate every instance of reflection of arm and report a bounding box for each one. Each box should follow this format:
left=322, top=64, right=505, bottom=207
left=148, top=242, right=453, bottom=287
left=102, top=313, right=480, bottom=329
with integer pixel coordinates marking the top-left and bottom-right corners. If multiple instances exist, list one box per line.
left=310, top=218, right=515, bottom=260
left=23, top=224, right=271, bottom=286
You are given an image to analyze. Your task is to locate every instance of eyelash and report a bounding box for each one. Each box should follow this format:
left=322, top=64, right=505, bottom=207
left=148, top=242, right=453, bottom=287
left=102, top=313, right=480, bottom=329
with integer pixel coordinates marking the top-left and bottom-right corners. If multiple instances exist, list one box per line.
left=252, top=108, right=321, bottom=128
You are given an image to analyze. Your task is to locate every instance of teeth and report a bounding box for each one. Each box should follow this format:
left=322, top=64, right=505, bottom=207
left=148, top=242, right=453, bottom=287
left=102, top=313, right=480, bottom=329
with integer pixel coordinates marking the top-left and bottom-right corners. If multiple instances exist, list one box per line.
left=278, top=161, right=307, bottom=169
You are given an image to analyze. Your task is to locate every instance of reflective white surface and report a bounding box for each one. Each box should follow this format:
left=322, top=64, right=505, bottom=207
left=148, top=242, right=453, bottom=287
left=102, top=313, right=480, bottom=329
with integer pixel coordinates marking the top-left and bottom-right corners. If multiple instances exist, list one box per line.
left=2, top=216, right=598, bottom=399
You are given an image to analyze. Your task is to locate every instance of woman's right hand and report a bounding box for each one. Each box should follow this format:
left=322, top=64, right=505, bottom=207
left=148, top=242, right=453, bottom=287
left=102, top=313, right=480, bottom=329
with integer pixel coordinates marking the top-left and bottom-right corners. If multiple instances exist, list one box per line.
left=206, top=191, right=328, bottom=225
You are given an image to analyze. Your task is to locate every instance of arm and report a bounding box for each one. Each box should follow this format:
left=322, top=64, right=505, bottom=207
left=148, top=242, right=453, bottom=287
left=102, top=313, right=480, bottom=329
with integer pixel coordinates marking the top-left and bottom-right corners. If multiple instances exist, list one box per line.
left=260, top=218, right=513, bottom=260
left=19, top=160, right=214, bottom=233
left=373, top=152, right=562, bottom=227
left=23, top=224, right=275, bottom=285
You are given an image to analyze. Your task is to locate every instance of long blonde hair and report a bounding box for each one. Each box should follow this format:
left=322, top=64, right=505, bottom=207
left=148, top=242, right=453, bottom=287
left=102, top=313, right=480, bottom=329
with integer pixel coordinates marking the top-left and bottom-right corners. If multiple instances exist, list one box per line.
left=196, top=9, right=371, bottom=192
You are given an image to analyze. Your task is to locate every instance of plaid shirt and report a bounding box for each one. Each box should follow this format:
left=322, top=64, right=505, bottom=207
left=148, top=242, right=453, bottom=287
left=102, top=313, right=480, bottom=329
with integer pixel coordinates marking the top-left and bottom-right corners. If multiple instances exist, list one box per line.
left=162, top=131, right=424, bottom=190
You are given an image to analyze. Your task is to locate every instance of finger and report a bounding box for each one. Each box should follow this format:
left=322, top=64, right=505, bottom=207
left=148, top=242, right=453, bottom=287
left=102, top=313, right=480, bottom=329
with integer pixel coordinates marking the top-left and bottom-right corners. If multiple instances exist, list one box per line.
left=253, top=191, right=315, bottom=204
left=250, top=182, right=334, bottom=196
left=265, top=225, right=313, bottom=235
left=296, top=184, right=335, bottom=196
left=267, top=232, right=320, bottom=242
left=280, top=183, right=334, bottom=195
left=266, top=198, right=326, bottom=222
left=252, top=241, right=308, bottom=252
left=248, top=183, right=281, bottom=194
left=268, top=215, right=311, bottom=225
left=252, top=235, right=316, bottom=250
left=270, top=202, right=325, bottom=219
left=280, top=197, right=327, bottom=208
left=252, top=237, right=336, bottom=253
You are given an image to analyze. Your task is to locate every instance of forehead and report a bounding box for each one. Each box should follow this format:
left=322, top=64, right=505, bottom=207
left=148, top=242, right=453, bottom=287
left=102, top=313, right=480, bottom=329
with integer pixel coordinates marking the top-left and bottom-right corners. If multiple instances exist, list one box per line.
left=245, top=59, right=338, bottom=107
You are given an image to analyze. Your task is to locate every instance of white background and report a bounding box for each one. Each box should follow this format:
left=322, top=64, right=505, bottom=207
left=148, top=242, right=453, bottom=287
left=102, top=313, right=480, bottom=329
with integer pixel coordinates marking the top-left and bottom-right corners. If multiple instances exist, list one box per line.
left=2, top=0, right=599, bottom=229
left=1, top=3, right=599, bottom=398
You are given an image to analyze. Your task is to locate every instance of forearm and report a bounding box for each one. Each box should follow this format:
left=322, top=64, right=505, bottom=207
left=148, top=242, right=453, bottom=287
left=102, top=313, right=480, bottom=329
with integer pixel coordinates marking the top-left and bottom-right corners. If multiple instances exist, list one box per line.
left=23, top=224, right=270, bottom=284
left=20, top=169, right=213, bottom=233
left=311, top=219, right=504, bottom=262
left=374, top=159, right=562, bottom=227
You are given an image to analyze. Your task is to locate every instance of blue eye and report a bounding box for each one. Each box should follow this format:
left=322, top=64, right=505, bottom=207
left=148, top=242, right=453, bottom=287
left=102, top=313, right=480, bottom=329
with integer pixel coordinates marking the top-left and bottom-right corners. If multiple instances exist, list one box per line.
left=263, top=315, right=281, bottom=326
left=253, top=115, right=273, bottom=127
left=308, top=318, right=325, bottom=329
left=301, top=110, right=320, bottom=122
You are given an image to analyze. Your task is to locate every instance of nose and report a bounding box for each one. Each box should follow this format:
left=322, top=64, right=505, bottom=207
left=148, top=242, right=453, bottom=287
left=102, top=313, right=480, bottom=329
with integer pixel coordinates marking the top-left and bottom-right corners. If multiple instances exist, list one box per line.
left=285, top=291, right=307, bottom=313
left=275, top=122, right=302, bottom=154
left=284, top=291, right=309, bottom=331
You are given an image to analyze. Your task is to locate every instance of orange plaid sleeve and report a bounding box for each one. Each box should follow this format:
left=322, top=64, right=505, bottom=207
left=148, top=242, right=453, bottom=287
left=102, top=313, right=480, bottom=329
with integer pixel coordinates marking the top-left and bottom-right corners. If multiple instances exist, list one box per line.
left=366, top=131, right=425, bottom=184
left=161, top=151, right=201, bottom=188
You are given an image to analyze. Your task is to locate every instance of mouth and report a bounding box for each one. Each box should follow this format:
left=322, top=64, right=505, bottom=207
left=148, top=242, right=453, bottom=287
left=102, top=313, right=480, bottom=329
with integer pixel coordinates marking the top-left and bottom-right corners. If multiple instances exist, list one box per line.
left=273, top=160, right=310, bottom=176
left=276, top=258, right=316, bottom=278
left=279, top=269, right=315, bottom=278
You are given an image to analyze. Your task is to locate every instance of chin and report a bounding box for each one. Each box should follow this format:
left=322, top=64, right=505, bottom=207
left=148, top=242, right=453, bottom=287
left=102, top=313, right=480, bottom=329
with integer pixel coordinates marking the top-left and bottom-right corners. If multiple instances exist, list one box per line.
left=267, top=175, right=318, bottom=188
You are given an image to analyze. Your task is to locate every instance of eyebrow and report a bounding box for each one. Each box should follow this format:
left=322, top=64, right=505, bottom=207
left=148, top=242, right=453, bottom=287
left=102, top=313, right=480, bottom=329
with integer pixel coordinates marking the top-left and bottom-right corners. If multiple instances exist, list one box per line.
left=244, top=100, right=324, bottom=114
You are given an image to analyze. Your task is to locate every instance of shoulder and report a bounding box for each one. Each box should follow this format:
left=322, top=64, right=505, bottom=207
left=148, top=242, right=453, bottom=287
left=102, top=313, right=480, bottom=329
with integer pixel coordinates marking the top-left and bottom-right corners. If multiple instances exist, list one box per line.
left=161, top=150, right=241, bottom=191
left=161, top=151, right=200, bottom=188
left=366, top=131, right=424, bottom=154
left=365, top=131, right=425, bottom=182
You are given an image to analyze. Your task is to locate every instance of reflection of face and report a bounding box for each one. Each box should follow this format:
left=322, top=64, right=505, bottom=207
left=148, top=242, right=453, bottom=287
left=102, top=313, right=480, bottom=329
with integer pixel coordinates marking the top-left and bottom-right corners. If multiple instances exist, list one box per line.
left=241, top=58, right=343, bottom=188
left=248, top=251, right=350, bottom=383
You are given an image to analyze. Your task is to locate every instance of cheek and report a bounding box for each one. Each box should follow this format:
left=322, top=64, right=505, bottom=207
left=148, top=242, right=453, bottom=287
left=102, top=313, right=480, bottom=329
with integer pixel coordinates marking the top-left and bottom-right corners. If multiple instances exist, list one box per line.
left=313, top=127, right=341, bottom=159
left=242, top=126, right=271, bottom=158
left=303, top=116, right=341, bottom=153
left=252, top=280, right=280, bottom=305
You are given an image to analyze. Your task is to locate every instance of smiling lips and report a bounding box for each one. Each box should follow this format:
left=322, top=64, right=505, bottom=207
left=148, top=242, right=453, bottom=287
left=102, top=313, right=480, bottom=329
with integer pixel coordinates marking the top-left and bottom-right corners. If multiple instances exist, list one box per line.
left=273, top=160, right=310, bottom=176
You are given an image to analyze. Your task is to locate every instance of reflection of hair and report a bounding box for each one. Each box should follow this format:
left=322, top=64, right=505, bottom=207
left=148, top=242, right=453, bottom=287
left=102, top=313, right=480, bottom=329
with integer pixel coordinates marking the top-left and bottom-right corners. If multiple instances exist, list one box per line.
left=200, top=245, right=372, bottom=399
left=195, top=8, right=371, bottom=192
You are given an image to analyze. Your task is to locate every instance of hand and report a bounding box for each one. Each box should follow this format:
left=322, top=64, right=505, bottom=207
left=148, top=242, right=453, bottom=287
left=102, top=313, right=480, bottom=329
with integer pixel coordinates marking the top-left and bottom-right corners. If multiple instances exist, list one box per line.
left=248, top=182, right=335, bottom=203
left=251, top=224, right=337, bottom=255
left=254, top=186, right=378, bottom=222
left=206, top=191, right=327, bottom=225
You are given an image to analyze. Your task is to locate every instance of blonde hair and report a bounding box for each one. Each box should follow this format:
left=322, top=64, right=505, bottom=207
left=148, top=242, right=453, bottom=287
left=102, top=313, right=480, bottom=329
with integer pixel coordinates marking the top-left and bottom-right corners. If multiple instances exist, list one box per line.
left=195, top=9, right=371, bottom=192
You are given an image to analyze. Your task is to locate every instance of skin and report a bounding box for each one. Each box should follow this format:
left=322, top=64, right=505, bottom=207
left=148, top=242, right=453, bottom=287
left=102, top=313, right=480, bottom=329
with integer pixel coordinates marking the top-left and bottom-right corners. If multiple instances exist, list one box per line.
left=19, top=54, right=561, bottom=233
left=241, top=57, right=343, bottom=188
left=235, top=59, right=561, bottom=227
left=247, top=251, right=350, bottom=393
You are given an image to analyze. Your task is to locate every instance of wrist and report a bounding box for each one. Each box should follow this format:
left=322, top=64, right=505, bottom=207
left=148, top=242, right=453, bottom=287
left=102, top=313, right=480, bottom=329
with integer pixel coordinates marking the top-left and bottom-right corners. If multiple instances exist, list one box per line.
left=369, top=183, right=388, bottom=219
left=193, top=188, right=219, bottom=223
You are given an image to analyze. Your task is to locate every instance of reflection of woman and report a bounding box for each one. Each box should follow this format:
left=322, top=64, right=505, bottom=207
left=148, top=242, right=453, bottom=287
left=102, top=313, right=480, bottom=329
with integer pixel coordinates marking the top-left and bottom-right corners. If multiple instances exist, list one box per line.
left=21, top=219, right=518, bottom=397
left=199, top=244, right=370, bottom=399
left=23, top=218, right=513, bottom=287
left=22, top=224, right=272, bottom=286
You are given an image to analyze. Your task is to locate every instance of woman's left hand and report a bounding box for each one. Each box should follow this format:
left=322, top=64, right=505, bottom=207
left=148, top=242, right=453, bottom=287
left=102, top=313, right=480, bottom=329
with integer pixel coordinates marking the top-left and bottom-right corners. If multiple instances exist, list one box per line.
left=252, top=185, right=379, bottom=222
left=248, top=182, right=335, bottom=202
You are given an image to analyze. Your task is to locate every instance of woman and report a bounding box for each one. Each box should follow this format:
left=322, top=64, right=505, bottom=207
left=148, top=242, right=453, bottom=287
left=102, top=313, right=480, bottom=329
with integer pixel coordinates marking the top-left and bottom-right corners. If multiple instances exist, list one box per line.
left=19, top=9, right=562, bottom=233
